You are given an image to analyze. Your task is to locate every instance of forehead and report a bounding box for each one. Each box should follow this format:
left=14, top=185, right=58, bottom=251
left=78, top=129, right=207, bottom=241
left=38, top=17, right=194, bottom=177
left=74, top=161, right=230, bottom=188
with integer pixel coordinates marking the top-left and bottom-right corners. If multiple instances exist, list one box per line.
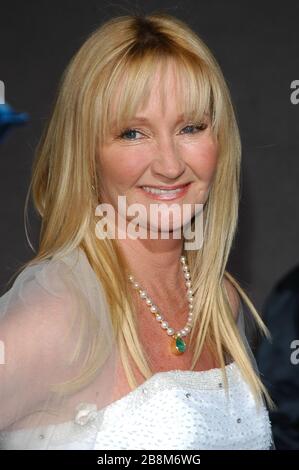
left=101, top=54, right=213, bottom=142
left=109, top=60, right=183, bottom=117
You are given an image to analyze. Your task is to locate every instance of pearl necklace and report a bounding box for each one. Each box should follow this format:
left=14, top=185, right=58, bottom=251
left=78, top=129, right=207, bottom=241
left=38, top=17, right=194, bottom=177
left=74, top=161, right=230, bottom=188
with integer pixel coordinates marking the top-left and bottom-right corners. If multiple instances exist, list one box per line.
left=128, top=255, right=194, bottom=355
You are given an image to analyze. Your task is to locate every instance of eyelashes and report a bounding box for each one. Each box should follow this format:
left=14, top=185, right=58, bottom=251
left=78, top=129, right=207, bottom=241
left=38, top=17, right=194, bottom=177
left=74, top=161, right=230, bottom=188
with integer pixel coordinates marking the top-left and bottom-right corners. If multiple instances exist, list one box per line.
left=181, top=122, right=208, bottom=134
left=117, top=122, right=208, bottom=141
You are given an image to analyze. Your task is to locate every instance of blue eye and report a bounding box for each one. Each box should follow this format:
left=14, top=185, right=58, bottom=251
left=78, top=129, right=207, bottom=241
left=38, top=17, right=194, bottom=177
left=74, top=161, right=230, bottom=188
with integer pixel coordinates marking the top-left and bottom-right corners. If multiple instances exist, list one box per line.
left=181, top=123, right=208, bottom=134
left=119, top=128, right=142, bottom=140
left=118, top=122, right=208, bottom=140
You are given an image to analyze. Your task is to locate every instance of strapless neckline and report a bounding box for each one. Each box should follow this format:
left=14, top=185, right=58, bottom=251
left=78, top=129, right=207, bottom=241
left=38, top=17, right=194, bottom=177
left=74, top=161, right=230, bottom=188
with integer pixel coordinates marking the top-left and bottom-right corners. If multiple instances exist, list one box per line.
left=104, top=361, right=237, bottom=413
left=0, top=361, right=273, bottom=450
left=2, top=361, right=237, bottom=436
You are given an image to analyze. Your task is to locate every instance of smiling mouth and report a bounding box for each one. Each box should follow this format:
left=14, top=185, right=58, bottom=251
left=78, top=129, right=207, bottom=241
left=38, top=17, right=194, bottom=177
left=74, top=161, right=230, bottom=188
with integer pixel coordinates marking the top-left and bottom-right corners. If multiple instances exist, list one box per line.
left=138, top=183, right=191, bottom=199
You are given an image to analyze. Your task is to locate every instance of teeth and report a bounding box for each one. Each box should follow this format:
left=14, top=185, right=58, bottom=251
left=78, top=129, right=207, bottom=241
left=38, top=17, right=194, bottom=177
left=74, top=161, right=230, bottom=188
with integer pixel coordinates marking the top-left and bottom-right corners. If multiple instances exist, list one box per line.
left=142, top=186, right=184, bottom=195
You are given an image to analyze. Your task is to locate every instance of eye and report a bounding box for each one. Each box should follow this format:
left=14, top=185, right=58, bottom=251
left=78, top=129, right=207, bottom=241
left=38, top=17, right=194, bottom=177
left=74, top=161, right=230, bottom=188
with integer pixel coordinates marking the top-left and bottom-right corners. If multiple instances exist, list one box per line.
left=180, top=122, right=208, bottom=134
left=117, top=122, right=208, bottom=141
left=118, top=128, right=144, bottom=140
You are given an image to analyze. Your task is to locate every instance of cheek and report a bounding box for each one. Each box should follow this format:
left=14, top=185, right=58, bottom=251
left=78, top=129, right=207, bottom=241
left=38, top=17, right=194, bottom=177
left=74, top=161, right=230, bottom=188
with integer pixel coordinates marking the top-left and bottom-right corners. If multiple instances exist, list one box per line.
left=189, top=140, right=218, bottom=182
left=99, top=148, right=147, bottom=187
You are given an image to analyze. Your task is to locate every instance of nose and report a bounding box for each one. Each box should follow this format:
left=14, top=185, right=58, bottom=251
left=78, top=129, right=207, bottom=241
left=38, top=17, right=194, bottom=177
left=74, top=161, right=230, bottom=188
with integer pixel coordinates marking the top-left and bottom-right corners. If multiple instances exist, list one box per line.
left=151, top=136, right=185, bottom=181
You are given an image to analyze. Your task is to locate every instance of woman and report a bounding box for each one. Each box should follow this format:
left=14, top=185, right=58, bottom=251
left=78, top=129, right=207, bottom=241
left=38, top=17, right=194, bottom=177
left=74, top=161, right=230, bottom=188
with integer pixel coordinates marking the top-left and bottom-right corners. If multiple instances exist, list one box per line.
left=0, top=13, right=274, bottom=449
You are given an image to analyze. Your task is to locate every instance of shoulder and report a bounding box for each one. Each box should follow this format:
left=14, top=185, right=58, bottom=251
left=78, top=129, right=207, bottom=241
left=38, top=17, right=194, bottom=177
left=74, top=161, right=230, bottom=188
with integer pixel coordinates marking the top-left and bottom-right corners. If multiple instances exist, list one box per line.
left=0, top=255, right=83, bottom=430
left=223, top=276, right=241, bottom=321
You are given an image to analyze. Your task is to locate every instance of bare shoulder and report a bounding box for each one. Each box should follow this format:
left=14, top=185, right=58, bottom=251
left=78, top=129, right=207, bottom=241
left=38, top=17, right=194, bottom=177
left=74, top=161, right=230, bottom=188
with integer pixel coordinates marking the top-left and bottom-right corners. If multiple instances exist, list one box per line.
left=0, top=279, right=78, bottom=430
left=223, top=276, right=241, bottom=321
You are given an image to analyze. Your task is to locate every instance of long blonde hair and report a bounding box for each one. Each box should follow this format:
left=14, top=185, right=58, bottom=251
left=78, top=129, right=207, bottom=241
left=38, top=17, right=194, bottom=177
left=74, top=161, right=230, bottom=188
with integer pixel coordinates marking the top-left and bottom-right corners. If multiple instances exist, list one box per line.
left=15, top=12, right=272, bottom=406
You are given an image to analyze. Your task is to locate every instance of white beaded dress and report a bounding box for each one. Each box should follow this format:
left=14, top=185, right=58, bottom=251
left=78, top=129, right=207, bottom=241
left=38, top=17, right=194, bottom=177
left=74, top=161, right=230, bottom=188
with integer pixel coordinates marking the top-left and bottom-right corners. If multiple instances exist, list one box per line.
left=0, top=247, right=274, bottom=450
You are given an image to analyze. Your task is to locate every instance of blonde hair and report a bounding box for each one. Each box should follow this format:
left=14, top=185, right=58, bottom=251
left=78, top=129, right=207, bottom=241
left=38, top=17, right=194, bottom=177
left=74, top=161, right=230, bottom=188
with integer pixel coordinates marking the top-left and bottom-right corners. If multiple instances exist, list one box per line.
left=15, top=12, right=272, bottom=407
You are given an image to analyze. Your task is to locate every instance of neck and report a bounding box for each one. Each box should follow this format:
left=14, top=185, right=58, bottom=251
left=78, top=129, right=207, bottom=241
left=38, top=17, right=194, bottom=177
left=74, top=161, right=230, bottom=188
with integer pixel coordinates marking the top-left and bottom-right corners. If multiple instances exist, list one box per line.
left=117, top=237, right=185, bottom=294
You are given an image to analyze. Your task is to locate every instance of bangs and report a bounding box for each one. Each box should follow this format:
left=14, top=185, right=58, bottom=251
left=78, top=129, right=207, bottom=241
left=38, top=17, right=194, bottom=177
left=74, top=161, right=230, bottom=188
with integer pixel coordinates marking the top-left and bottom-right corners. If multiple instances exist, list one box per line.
left=99, top=48, right=221, bottom=143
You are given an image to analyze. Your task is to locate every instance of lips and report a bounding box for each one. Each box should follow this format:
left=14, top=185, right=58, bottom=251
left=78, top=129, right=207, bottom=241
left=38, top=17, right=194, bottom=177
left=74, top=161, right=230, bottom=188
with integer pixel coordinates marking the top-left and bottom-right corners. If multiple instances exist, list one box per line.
left=138, top=182, right=191, bottom=200
left=140, top=183, right=191, bottom=190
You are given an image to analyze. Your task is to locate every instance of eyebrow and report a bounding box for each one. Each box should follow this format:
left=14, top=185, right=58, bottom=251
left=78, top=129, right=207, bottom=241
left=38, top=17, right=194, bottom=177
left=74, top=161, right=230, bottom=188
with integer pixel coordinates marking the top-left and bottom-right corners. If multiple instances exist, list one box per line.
left=112, top=113, right=192, bottom=127
left=110, top=111, right=209, bottom=130
left=131, top=112, right=188, bottom=123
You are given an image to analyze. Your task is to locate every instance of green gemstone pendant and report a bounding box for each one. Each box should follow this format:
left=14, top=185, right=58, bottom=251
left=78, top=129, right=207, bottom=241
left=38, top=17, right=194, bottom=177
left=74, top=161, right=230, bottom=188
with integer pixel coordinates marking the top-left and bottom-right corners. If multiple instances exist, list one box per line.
left=171, top=335, right=187, bottom=355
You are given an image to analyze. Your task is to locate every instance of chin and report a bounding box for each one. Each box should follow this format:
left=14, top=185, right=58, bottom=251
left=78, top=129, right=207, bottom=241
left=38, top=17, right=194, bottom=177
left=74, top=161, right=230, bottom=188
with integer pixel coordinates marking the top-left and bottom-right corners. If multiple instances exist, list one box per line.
left=146, top=220, right=185, bottom=235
